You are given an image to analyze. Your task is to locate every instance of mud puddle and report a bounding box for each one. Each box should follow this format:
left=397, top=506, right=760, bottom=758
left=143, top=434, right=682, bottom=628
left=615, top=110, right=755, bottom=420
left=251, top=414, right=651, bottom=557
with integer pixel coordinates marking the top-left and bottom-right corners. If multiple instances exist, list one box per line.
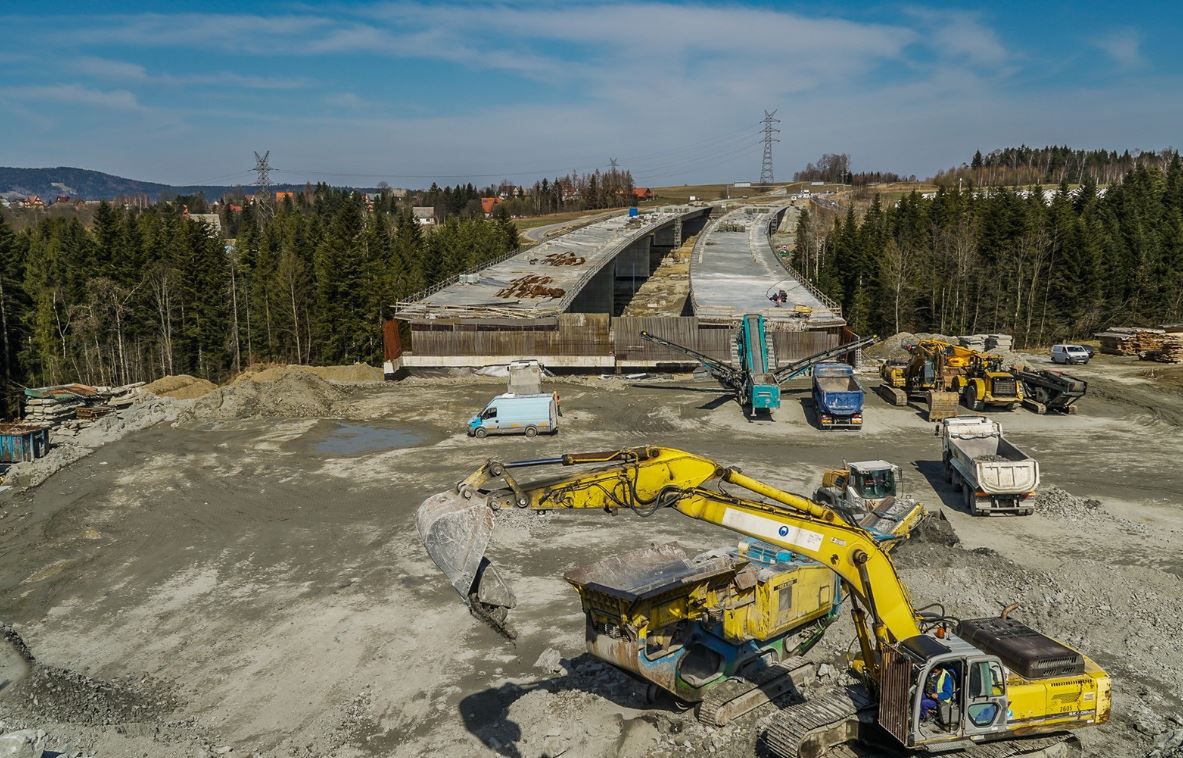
left=311, top=421, right=435, bottom=456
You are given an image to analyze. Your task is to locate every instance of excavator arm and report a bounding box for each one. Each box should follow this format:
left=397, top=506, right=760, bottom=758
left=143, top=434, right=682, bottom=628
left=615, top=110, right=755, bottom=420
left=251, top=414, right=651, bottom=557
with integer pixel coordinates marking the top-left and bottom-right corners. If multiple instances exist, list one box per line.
left=417, top=446, right=924, bottom=664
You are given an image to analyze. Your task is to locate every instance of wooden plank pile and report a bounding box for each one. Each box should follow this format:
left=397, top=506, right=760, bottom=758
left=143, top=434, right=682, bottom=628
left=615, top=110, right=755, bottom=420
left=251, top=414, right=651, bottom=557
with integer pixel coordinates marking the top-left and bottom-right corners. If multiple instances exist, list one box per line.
left=1096, top=327, right=1164, bottom=356
left=1145, top=332, right=1183, bottom=363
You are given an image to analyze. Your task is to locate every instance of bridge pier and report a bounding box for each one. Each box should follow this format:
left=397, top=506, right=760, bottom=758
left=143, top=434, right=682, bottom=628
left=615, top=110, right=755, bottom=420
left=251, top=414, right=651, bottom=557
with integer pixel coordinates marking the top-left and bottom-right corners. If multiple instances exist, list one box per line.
left=569, top=262, right=616, bottom=313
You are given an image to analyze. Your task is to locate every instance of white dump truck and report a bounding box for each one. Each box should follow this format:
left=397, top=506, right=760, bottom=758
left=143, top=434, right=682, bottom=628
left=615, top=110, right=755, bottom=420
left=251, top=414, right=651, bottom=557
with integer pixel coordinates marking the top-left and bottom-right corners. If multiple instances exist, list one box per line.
left=937, top=416, right=1039, bottom=516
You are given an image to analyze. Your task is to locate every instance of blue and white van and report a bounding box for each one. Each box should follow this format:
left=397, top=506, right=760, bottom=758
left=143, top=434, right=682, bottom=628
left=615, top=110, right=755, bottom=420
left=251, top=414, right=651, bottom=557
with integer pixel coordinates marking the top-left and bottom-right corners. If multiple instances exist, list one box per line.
left=468, top=393, right=559, bottom=438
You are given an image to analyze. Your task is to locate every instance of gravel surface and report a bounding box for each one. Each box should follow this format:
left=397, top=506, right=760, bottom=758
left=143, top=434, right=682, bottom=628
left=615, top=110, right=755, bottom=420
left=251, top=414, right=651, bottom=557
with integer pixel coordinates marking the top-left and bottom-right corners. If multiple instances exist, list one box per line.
left=0, top=360, right=1179, bottom=757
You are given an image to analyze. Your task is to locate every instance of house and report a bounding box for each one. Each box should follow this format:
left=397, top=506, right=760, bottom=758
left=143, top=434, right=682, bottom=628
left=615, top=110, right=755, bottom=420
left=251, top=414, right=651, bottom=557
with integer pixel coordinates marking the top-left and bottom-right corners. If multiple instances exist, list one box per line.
left=21, top=195, right=45, bottom=209
left=189, top=214, right=223, bottom=236
left=412, top=206, right=436, bottom=226
left=481, top=197, right=501, bottom=215
left=275, top=191, right=295, bottom=203
left=632, top=187, right=653, bottom=201
left=54, top=195, right=72, bottom=205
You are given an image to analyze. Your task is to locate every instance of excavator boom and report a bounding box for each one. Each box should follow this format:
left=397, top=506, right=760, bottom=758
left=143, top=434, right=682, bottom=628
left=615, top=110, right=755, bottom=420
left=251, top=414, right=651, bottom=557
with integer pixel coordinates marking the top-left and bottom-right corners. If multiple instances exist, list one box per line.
left=418, top=446, right=922, bottom=649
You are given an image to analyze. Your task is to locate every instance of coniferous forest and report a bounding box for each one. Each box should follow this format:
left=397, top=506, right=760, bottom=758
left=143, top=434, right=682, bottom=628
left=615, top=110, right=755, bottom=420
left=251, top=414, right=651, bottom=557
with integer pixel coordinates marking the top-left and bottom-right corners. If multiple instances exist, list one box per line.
left=0, top=186, right=519, bottom=417
left=793, top=161, right=1183, bottom=345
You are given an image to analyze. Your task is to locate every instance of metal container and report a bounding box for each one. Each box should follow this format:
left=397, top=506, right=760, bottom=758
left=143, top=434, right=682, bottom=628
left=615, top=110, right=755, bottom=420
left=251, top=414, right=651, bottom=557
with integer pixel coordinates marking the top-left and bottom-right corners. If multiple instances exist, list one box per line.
left=0, top=424, right=50, bottom=463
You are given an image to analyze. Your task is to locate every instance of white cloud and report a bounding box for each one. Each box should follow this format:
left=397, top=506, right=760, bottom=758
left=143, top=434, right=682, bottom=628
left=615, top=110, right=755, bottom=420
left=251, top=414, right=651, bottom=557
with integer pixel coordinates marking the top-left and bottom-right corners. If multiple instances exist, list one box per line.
left=0, top=84, right=143, bottom=110
left=1092, top=28, right=1145, bottom=70
left=73, top=57, right=306, bottom=89
left=903, top=8, right=1009, bottom=66
left=324, top=92, right=365, bottom=109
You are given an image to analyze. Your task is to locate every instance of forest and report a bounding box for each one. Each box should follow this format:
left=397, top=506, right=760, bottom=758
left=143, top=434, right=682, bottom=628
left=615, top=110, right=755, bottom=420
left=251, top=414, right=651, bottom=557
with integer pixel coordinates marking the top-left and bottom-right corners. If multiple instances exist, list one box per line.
left=0, top=186, right=519, bottom=417
left=793, top=160, right=1183, bottom=347
left=933, top=146, right=1179, bottom=188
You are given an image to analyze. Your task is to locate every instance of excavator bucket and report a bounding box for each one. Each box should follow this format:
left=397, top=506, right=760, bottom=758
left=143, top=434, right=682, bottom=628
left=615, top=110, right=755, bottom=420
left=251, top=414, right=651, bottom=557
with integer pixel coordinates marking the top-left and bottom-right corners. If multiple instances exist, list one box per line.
left=416, top=489, right=517, bottom=631
left=925, top=390, right=959, bottom=422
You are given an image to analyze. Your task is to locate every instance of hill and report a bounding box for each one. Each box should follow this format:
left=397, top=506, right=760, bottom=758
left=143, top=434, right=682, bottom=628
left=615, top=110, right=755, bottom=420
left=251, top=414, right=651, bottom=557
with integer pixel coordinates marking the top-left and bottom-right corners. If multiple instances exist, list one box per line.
left=0, top=166, right=367, bottom=202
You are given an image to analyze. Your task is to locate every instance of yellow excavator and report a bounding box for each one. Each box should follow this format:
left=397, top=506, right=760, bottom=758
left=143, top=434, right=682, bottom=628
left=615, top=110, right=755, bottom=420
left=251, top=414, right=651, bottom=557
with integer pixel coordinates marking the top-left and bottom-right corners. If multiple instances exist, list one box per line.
left=418, top=447, right=1110, bottom=757
left=878, top=340, right=1021, bottom=420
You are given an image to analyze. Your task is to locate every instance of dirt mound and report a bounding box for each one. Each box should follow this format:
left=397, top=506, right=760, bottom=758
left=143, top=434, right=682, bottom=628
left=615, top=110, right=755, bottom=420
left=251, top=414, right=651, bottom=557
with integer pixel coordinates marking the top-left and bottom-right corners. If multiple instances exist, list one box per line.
left=865, top=332, right=955, bottom=361
left=234, top=363, right=382, bottom=385
left=909, top=512, right=960, bottom=546
left=189, top=370, right=344, bottom=420
left=0, top=625, right=180, bottom=728
left=142, top=374, right=217, bottom=399
left=1036, top=485, right=1103, bottom=520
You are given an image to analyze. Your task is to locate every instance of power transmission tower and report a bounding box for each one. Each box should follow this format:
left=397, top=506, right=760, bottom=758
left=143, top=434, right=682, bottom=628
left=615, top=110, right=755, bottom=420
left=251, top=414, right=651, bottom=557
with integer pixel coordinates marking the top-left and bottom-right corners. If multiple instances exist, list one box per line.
left=253, top=150, right=273, bottom=222
left=609, top=157, right=619, bottom=173
left=759, top=110, right=781, bottom=185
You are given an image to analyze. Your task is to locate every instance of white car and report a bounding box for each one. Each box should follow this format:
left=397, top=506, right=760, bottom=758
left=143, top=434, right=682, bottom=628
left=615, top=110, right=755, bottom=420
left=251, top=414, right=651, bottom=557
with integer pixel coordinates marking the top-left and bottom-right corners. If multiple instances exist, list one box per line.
left=1050, top=344, right=1090, bottom=365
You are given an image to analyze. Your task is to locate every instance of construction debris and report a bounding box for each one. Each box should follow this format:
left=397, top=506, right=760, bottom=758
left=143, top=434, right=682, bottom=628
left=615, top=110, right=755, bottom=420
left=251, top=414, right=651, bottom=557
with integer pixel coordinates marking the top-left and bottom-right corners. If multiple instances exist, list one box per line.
left=21, top=383, right=141, bottom=427
left=540, top=251, right=586, bottom=266
left=496, top=274, right=565, bottom=299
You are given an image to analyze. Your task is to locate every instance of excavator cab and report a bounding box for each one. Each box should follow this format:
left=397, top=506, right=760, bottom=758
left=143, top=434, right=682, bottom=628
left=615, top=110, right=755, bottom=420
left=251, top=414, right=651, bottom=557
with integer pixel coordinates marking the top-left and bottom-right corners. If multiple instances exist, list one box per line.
left=878, top=634, right=1010, bottom=749
left=850, top=464, right=896, bottom=500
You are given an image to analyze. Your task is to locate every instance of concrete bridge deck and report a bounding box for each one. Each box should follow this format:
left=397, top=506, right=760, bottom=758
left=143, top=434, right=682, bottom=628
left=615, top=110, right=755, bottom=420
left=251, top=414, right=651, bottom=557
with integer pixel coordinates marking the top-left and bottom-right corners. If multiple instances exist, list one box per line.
left=690, top=205, right=844, bottom=327
left=393, top=206, right=709, bottom=320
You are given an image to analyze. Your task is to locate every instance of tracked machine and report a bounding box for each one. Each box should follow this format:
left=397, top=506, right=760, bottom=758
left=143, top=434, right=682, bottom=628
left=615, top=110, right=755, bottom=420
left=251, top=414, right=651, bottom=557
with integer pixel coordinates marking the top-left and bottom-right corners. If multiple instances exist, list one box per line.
left=878, top=340, right=1021, bottom=420
left=640, top=314, right=876, bottom=416
left=418, top=447, right=1110, bottom=757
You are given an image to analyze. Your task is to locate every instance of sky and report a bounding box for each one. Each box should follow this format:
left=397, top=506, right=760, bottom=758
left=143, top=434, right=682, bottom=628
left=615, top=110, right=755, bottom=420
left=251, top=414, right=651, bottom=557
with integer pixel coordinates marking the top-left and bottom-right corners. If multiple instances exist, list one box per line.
left=0, top=1, right=1180, bottom=189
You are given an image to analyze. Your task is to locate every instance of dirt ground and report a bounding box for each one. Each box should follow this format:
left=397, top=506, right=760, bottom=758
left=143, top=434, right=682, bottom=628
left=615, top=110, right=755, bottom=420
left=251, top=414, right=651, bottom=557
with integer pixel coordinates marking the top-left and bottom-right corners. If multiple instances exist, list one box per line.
left=0, top=353, right=1180, bottom=757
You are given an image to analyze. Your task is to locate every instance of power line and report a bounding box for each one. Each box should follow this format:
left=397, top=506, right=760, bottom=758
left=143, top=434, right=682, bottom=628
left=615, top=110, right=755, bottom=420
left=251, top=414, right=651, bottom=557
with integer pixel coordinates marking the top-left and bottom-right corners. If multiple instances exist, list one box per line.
left=760, top=110, right=781, bottom=184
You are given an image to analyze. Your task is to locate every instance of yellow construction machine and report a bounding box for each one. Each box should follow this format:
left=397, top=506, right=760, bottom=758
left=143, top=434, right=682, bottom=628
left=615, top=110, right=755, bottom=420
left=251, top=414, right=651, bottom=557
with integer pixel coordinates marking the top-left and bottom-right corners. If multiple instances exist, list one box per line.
left=878, top=340, right=1021, bottom=417
left=813, top=460, right=926, bottom=538
left=952, top=354, right=1024, bottom=411
left=418, top=447, right=1110, bottom=757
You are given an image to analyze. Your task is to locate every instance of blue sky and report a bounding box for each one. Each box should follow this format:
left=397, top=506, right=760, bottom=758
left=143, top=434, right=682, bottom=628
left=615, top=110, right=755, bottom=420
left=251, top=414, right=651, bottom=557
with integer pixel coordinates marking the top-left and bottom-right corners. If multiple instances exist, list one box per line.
left=0, top=1, right=1180, bottom=188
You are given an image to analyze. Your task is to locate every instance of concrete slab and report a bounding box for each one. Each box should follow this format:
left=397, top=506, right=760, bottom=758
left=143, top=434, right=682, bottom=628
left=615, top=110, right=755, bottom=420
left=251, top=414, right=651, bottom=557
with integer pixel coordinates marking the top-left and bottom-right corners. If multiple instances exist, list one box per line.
left=395, top=207, right=708, bottom=319
left=691, top=205, right=844, bottom=327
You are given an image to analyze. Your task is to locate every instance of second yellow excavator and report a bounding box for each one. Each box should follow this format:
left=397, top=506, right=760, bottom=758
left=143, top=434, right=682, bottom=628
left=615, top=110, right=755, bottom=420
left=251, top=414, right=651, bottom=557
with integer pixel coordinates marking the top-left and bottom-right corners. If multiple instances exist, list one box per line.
left=418, top=447, right=1110, bottom=757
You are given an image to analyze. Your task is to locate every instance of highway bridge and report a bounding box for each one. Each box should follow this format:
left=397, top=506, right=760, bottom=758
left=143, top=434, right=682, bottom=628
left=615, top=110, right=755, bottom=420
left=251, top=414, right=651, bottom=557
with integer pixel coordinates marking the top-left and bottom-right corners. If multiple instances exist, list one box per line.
left=391, top=202, right=849, bottom=370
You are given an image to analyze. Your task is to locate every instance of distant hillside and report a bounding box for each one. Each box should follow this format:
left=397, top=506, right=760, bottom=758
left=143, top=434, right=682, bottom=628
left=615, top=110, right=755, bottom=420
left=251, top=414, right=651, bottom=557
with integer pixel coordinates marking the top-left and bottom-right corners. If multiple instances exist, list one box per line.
left=0, top=166, right=367, bottom=201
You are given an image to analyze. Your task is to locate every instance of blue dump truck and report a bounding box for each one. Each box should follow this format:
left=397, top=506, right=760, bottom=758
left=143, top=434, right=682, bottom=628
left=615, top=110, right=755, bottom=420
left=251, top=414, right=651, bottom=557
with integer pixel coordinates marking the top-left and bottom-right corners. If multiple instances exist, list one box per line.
left=811, top=362, right=864, bottom=429
left=468, top=393, right=559, bottom=438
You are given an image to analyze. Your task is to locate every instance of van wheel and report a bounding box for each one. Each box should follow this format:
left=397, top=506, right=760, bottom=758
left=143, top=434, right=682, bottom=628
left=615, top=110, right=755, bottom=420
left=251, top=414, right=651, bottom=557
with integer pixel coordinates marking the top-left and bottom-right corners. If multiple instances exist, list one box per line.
left=524, top=426, right=538, bottom=438
left=474, top=428, right=488, bottom=438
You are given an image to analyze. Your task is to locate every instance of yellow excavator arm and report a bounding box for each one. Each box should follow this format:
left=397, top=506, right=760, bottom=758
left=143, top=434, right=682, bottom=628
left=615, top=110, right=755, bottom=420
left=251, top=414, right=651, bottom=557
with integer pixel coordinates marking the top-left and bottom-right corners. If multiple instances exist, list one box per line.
left=418, top=446, right=923, bottom=672
left=417, top=445, right=1111, bottom=753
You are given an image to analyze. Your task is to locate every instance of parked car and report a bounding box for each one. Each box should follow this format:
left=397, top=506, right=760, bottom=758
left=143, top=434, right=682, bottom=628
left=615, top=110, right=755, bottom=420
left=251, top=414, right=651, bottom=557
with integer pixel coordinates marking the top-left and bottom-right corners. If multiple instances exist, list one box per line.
left=1050, top=344, right=1090, bottom=365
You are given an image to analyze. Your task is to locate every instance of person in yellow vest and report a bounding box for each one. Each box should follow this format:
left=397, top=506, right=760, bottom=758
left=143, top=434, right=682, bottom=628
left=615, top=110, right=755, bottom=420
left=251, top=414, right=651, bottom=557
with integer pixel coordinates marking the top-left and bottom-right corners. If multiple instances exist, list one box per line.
left=922, top=665, right=955, bottom=721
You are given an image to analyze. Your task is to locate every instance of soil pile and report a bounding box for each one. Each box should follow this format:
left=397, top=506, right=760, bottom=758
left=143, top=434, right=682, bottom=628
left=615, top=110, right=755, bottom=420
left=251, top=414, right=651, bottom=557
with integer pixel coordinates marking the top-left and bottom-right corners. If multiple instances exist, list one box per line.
left=1037, top=486, right=1103, bottom=520
left=188, top=371, right=344, bottom=420
left=234, top=363, right=382, bottom=384
left=142, top=374, right=217, bottom=400
left=865, top=332, right=954, bottom=361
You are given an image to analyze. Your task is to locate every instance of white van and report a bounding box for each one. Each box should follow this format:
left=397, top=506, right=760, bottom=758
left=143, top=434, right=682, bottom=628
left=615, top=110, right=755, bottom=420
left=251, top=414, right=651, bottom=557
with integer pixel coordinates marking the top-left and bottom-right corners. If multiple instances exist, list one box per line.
left=1050, top=344, right=1090, bottom=365
left=468, top=393, right=559, bottom=438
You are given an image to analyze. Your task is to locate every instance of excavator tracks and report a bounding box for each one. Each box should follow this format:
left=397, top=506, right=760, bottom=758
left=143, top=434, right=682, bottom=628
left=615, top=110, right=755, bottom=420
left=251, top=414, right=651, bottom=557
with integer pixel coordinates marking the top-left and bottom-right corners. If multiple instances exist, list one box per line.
left=758, top=684, right=874, bottom=758
left=758, top=682, right=1080, bottom=758
left=697, top=657, right=815, bottom=727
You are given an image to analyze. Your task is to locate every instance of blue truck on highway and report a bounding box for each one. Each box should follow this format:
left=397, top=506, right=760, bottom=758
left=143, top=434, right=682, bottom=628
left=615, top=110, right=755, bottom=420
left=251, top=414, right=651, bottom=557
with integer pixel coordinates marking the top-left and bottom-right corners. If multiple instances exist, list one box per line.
left=812, top=362, right=864, bottom=430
